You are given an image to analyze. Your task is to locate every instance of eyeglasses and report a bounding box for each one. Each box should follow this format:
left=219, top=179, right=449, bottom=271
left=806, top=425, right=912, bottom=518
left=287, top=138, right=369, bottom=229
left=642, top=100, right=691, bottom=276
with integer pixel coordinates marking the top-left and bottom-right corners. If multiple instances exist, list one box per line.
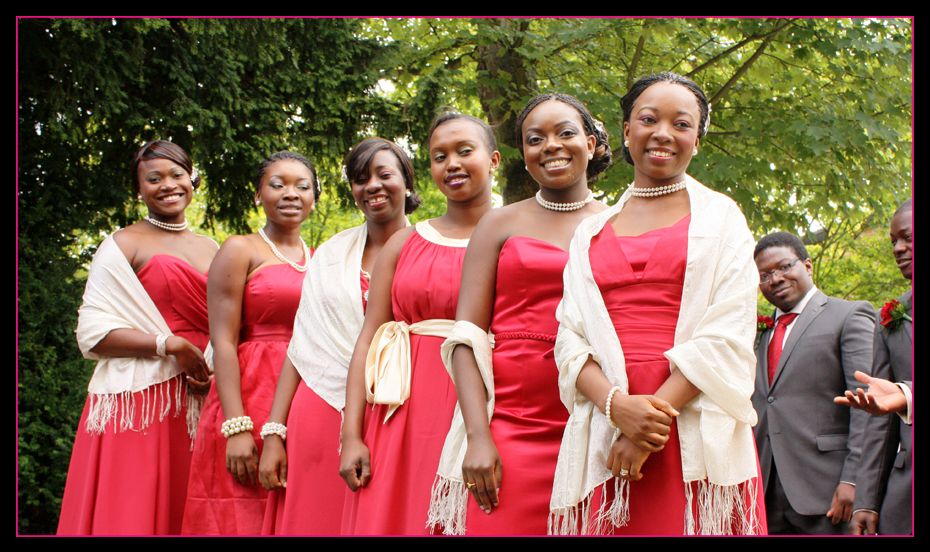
left=759, top=258, right=802, bottom=284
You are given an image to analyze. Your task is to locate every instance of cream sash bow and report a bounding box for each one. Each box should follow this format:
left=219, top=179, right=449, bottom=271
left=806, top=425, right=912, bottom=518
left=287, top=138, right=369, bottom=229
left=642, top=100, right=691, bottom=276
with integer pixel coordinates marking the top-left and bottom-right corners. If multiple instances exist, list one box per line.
left=365, top=318, right=456, bottom=422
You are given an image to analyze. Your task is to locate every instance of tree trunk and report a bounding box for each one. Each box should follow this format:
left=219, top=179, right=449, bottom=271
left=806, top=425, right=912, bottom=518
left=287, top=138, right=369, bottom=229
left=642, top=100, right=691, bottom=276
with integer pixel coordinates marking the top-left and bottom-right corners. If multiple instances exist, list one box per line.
left=474, top=19, right=538, bottom=204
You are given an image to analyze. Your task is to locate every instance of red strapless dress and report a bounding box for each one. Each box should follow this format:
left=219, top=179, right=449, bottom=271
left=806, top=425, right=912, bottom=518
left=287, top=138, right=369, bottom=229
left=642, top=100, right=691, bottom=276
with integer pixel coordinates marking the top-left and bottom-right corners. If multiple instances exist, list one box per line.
left=57, top=255, right=209, bottom=535
left=347, top=230, right=465, bottom=535
left=587, top=216, right=766, bottom=535
left=264, top=270, right=370, bottom=535
left=464, top=236, right=569, bottom=535
left=182, top=263, right=303, bottom=535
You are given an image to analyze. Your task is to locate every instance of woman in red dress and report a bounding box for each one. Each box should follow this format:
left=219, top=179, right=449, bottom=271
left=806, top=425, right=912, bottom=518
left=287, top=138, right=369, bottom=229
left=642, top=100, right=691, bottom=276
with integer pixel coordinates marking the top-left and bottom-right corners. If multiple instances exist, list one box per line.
left=339, top=114, right=500, bottom=535
left=258, top=138, right=417, bottom=535
left=181, top=152, right=316, bottom=534
left=428, top=95, right=611, bottom=535
left=551, top=72, right=766, bottom=535
left=58, top=140, right=216, bottom=535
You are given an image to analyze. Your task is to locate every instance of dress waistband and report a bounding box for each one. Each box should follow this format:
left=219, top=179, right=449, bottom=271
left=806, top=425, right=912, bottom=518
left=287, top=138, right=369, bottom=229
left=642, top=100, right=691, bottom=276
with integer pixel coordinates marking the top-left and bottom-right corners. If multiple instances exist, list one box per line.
left=240, top=324, right=294, bottom=343
left=492, top=331, right=556, bottom=343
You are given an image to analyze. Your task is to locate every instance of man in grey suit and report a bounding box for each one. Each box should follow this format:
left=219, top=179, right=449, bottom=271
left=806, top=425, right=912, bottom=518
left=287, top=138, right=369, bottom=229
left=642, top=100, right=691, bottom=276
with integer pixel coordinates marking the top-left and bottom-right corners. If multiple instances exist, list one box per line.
left=752, top=231, right=875, bottom=534
left=843, top=199, right=913, bottom=535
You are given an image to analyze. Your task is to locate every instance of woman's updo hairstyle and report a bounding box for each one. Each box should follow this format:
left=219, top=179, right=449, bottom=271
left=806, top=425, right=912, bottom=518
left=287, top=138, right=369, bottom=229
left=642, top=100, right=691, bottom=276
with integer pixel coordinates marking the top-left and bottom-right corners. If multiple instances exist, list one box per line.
left=131, top=140, right=201, bottom=192
left=514, top=93, right=612, bottom=179
left=255, top=151, right=321, bottom=201
left=620, top=72, right=710, bottom=165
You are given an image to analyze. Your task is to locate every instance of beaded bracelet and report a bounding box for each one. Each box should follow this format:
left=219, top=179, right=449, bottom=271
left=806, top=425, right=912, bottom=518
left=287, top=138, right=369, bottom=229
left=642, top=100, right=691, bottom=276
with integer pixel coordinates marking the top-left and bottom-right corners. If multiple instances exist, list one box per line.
left=221, top=415, right=254, bottom=438
left=260, top=421, right=287, bottom=441
left=604, top=386, right=622, bottom=431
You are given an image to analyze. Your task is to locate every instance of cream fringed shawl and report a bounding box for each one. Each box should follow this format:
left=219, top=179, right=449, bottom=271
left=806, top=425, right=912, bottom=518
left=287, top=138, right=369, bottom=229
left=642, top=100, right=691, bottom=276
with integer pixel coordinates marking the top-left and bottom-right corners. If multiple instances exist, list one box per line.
left=75, top=234, right=212, bottom=439
left=426, top=320, right=496, bottom=535
left=286, top=223, right=369, bottom=411
left=550, top=177, right=763, bottom=535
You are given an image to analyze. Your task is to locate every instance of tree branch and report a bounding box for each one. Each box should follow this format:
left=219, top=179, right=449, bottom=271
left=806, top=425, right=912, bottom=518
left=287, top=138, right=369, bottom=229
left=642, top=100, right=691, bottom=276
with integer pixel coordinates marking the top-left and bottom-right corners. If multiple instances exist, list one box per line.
left=688, top=18, right=795, bottom=79
left=709, top=20, right=794, bottom=107
left=627, top=26, right=647, bottom=89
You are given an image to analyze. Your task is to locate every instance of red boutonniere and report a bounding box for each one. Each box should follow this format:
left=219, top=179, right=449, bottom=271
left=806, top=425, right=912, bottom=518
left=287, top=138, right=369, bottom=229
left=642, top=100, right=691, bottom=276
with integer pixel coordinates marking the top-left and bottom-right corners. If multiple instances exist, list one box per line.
left=880, top=299, right=912, bottom=331
left=756, top=315, right=774, bottom=346
left=757, top=315, right=775, bottom=333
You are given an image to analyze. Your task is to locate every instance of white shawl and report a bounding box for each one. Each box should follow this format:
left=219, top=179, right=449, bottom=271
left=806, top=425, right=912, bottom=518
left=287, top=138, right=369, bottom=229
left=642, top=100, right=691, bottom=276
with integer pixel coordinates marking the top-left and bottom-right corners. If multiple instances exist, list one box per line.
left=287, top=223, right=369, bottom=411
left=426, top=321, right=496, bottom=535
left=75, top=234, right=211, bottom=438
left=550, top=177, right=762, bottom=535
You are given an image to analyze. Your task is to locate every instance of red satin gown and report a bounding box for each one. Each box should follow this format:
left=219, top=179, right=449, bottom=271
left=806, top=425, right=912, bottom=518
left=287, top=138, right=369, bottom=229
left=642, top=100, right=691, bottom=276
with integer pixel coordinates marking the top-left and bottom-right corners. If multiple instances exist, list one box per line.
left=465, top=236, right=570, bottom=535
left=182, top=263, right=303, bottom=534
left=264, top=271, right=370, bottom=535
left=588, top=215, right=766, bottom=534
left=57, top=255, right=209, bottom=535
left=347, top=230, right=465, bottom=535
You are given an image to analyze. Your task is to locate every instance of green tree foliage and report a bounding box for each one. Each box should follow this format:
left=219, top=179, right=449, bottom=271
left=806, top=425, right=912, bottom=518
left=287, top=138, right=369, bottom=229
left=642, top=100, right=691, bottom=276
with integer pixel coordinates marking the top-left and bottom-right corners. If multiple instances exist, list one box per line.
left=17, top=17, right=911, bottom=533
left=17, top=17, right=389, bottom=533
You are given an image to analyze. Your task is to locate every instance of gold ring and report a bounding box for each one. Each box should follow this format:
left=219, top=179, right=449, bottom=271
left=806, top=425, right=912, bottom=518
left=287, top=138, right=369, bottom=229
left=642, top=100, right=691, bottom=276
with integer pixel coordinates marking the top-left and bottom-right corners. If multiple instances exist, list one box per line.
left=466, top=481, right=477, bottom=489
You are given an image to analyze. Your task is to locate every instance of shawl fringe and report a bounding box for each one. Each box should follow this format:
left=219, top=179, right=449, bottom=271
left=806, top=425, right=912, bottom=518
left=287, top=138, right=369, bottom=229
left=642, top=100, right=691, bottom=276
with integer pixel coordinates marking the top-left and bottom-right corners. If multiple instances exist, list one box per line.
left=83, top=375, right=202, bottom=444
left=426, top=474, right=468, bottom=535
left=550, top=477, right=761, bottom=535
left=684, top=478, right=762, bottom=535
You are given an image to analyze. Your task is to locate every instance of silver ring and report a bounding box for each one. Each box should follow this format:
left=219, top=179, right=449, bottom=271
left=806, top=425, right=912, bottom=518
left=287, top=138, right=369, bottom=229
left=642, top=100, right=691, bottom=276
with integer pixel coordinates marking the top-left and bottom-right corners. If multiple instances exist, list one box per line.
left=619, top=468, right=630, bottom=476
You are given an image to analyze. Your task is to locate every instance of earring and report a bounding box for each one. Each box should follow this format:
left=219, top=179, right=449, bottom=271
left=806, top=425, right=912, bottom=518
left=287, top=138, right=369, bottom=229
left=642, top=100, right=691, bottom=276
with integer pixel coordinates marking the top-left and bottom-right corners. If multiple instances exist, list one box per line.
left=137, top=194, right=143, bottom=201
left=525, top=165, right=529, bottom=172
left=692, top=148, right=698, bottom=156
left=255, top=199, right=261, bottom=206
left=588, top=153, right=594, bottom=160
left=405, top=189, right=412, bottom=198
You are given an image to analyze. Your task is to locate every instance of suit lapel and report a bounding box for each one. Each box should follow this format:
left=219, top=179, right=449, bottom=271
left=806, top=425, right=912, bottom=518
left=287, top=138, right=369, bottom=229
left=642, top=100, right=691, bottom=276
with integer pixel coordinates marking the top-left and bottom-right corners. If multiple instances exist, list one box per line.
left=901, top=290, right=913, bottom=344
left=757, top=324, right=773, bottom=392
left=771, top=290, right=828, bottom=388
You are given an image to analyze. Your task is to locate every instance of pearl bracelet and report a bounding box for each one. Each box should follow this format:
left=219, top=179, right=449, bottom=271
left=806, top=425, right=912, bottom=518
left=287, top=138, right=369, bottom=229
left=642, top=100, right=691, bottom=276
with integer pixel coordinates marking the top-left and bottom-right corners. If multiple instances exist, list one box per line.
left=155, top=334, right=169, bottom=358
left=260, top=421, right=287, bottom=441
left=604, top=386, right=622, bottom=431
left=221, top=415, right=254, bottom=438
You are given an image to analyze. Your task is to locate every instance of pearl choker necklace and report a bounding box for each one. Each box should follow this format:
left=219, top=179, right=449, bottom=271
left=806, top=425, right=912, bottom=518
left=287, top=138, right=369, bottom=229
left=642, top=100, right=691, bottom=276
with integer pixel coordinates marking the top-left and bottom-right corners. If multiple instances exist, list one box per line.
left=535, top=190, right=595, bottom=212
left=628, top=179, right=687, bottom=198
left=258, top=228, right=310, bottom=272
left=144, top=216, right=189, bottom=232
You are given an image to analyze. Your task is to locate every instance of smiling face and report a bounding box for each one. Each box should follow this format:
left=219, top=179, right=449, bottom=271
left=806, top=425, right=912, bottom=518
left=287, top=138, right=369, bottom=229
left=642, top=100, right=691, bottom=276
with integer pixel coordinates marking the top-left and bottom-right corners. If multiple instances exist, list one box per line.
left=755, top=245, right=815, bottom=312
left=429, top=118, right=500, bottom=203
left=623, top=81, right=701, bottom=185
left=521, top=100, right=596, bottom=191
left=137, top=158, right=194, bottom=222
left=350, top=149, right=408, bottom=224
left=256, top=159, right=315, bottom=226
left=890, top=207, right=912, bottom=280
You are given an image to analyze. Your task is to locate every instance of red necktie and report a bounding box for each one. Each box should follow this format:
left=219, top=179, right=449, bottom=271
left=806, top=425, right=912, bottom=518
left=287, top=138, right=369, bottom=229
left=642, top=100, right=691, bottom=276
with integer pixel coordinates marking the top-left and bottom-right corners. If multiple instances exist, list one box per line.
left=767, top=313, right=798, bottom=385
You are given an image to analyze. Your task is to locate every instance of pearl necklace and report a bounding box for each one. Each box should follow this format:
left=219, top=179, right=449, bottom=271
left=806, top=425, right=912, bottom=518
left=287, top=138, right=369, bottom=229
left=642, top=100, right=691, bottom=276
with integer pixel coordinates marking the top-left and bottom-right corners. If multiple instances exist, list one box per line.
left=628, top=179, right=687, bottom=198
left=535, top=190, right=595, bottom=212
left=258, top=228, right=310, bottom=272
left=144, top=216, right=189, bottom=232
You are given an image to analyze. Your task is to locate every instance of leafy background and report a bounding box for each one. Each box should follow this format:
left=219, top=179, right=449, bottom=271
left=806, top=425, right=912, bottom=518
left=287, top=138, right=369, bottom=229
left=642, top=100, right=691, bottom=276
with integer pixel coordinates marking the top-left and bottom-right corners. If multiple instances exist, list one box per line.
left=17, top=17, right=911, bottom=533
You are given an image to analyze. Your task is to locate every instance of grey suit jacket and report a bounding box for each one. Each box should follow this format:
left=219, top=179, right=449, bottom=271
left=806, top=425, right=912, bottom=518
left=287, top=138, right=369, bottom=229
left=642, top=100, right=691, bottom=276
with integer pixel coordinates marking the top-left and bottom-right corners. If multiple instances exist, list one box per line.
left=752, top=290, right=876, bottom=515
left=853, top=290, right=912, bottom=534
